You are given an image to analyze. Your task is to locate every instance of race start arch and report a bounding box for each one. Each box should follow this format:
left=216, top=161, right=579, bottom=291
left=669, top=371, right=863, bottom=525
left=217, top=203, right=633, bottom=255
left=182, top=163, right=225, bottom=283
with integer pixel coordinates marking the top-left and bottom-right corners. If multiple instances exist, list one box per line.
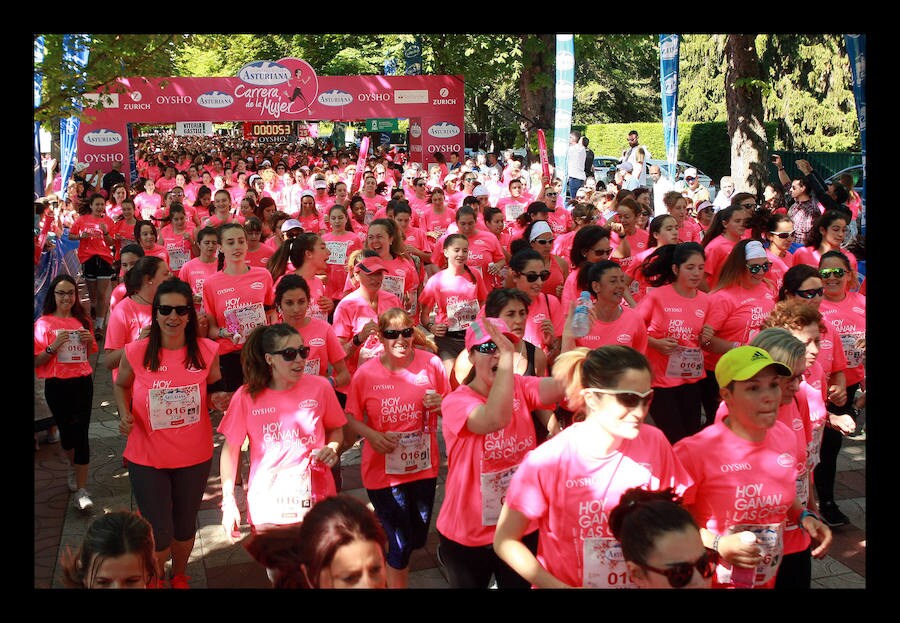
left=77, top=57, right=464, bottom=176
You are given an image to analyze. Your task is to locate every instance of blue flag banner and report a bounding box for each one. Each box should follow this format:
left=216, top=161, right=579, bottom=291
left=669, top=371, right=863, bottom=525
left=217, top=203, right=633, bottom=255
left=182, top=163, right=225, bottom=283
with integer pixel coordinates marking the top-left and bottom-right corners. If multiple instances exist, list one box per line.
left=60, top=34, right=90, bottom=201
left=844, top=34, right=866, bottom=224
left=404, top=40, right=422, bottom=76
left=659, top=34, right=680, bottom=181
left=384, top=58, right=398, bottom=76
left=34, top=36, right=46, bottom=200
left=553, top=34, right=575, bottom=185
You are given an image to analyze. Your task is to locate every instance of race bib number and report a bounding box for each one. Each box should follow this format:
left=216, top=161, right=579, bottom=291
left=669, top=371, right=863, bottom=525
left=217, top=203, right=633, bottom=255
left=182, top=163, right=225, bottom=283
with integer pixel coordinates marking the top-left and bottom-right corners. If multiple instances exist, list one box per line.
left=381, top=273, right=405, bottom=299
left=167, top=247, right=190, bottom=271
left=303, top=357, right=321, bottom=377
left=583, top=538, right=636, bottom=589
left=325, top=241, right=349, bottom=266
left=722, top=523, right=783, bottom=587
left=385, top=431, right=432, bottom=475
left=54, top=329, right=88, bottom=364
left=224, top=302, right=267, bottom=338
left=480, top=465, right=518, bottom=526
left=839, top=331, right=865, bottom=368
left=446, top=298, right=480, bottom=332
left=147, top=384, right=202, bottom=431
left=251, top=463, right=314, bottom=525
left=504, top=203, right=525, bottom=222
left=665, top=346, right=704, bottom=378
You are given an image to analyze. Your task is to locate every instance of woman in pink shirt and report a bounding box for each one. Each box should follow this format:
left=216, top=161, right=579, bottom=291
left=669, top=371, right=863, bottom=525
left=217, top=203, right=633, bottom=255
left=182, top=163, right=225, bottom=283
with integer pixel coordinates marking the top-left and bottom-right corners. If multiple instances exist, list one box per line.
left=177, top=226, right=219, bottom=338
left=419, top=186, right=456, bottom=244
left=493, top=344, right=693, bottom=588
left=359, top=174, right=388, bottom=216
left=698, top=239, right=778, bottom=430
left=158, top=204, right=196, bottom=272
left=814, top=251, right=865, bottom=527
left=105, top=183, right=129, bottom=221
left=191, top=185, right=213, bottom=222
left=348, top=195, right=371, bottom=245
left=109, top=244, right=144, bottom=312
left=295, top=190, right=323, bottom=234
left=625, top=214, right=680, bottom=305
left=70, top=193, right=117, bottom=339
left=792, top=210, right=859, bottom=276
left=700, top=204, right=750, bottom=291
left=437, top=318, right=565, bottom=588
left=111, top=197, right=139, bottom=261
left=673, top=346, right=831, bottom=589
left=34, top=274, right=100, bottom=512
left=135, top=219, right=170, bottom=267
left=636, top=242, right=711, bottom=445
left=559, top=225, right=622, bottom=311
left=663, top=191, right=703, bottom=244
left=114, top=278, right=223, bottom=589
left=520, top=220, right=569, bottom=299
left=507, top=248, right=563, bottom=363
left=345, top=308, right=449, bottom=587
left=419, top=233, right=490, bottom=379
left=243, top=217, right=275, bottom=270
left=218, top=323, right=345, bottom=550
left=268, top=232, right=333, bottom=322
left=134, top=178, right=162, bottom=221
left=322, top=204, right=363, bottom=305
left=561, top=260, right=648, bottom=355
left=607, top=198, right=650, bottom=275
left=764, top=213, right=796, bottom=271
left=366, top=218, right=420, bottom=315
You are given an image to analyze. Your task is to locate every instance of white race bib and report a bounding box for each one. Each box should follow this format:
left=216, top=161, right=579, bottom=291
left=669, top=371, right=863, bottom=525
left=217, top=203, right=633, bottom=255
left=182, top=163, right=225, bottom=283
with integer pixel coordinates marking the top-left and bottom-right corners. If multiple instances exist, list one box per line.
left=147, top=384, right=202, bottom=431
left=385, top=431, right=432, bottom=475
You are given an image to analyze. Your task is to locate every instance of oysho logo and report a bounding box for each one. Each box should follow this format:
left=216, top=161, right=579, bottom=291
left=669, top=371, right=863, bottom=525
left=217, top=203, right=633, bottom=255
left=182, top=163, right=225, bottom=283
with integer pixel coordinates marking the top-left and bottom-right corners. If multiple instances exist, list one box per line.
left=852, top=306, right=864, bottom=315
left=83, top=129, right=123, bottom=146
left=664, top=306, right=683, bottom=313
left=410, top=123, right=422, bottom=138
left=358, top=92, right=391, bottom=102
left=427, top=122, right=460, bottom=139
left=720, top=462, right=752, bottom=472
left=318, top=89, right=353, bottom=107
left=198, top=91, right=234, bottom=108
left=238, top=61, right=290, bottom=85
left=216, top=287, right=235, bottom=295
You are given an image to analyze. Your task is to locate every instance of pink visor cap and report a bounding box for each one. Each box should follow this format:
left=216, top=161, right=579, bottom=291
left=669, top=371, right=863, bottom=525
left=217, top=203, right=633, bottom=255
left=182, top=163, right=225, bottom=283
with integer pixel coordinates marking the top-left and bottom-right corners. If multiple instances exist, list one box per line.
left=464, top=317, right=520, bottom=352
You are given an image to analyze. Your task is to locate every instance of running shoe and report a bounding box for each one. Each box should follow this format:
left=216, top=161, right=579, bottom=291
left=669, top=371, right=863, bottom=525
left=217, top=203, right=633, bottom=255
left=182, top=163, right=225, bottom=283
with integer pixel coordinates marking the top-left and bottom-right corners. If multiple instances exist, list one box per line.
left=67, top=469, right=78, bottom=492
left=170, top=574, right=191, bottom=589
left=45, top=428, right=60, bottom=443
left=74, top=488, right=94, bottom=512
left=820, top=501, right=849, bottom=527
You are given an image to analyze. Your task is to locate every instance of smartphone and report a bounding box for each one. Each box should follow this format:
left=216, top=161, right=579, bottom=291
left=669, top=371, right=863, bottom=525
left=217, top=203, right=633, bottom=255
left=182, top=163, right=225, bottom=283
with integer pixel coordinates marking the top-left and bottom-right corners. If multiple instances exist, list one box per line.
left=770, top=155, right=778, bottom=163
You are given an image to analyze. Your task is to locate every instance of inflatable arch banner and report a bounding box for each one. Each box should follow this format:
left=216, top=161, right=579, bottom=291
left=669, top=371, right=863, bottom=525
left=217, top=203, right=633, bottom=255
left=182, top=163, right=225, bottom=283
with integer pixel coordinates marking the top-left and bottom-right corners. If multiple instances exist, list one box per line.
left=77, top=57, right=465, bottom=175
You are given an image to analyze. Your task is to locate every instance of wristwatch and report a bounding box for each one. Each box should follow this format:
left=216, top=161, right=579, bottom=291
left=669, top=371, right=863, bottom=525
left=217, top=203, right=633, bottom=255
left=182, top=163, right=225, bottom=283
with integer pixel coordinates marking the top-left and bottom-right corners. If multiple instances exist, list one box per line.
left=45, top=345, right=56, bottom=355
left=352, top=333, right=362, bottom=346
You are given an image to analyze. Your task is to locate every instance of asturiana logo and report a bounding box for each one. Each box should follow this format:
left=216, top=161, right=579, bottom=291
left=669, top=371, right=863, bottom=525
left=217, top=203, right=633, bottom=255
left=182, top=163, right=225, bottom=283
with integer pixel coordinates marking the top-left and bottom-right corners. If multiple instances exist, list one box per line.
left=427, top=122, right=460, bottom=139
left=317, top=89, right=353, bottom=107
left=410, top=123, right=422, bottom=138
left=83, top=129, right=123, bottom=147
left=198, top=91, right=234, bottom=108
left=238, top=61, right=290, bottom=86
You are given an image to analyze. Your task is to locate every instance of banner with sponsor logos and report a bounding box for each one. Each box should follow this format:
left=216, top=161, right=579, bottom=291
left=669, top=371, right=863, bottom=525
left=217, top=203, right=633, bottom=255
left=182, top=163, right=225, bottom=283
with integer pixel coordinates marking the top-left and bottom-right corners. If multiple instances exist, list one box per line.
left=552, top=35, right=574, bottom=184
left=34, top=36, right=45, bottom=200
left=60, top=34, right=90, bottom=201
left=76, top=58, right=464, bottom=172
left=659, top=34, right=680, bottom=181
left=844, top=34, right=866, bottom=210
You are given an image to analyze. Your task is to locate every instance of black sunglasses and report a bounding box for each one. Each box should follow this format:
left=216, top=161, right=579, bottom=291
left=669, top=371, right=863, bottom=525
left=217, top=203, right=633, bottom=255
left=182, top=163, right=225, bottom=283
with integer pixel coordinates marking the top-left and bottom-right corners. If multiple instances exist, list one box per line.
left=794, top=287, right=824, bottom=299
left=157, top=305, right=191, bottom=316
left=769, top=230, right=794, bottom=239
left=521, top=270, right=551, bottom=282
left=473, top=341, right=499, bottom=354
left=534, top=238, right=555, bottom=245
left=641, top=548, right=718, bottom=588
left=382, top=327, right=414, bottom=339
left=746, top=262, right=771, bottom=274
left=585, top=388, right=654, bottom=409
left=269, top=346, right=310, bottom=361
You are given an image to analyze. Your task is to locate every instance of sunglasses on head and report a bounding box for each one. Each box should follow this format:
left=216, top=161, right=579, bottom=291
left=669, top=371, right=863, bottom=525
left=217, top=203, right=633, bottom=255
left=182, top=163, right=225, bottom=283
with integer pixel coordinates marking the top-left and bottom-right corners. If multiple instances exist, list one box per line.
left=794, top=287, right=824, bottom=299
left=819, top=267, right=846, bottom=279
left=584, top=387, right=654, bottom=409
left=269, top=346, right=310, bottom=361
left=473, top=341, right=499, bottom=354
left=769, top=230, right=794, bottom=239
left=382, top=327, right=414, bottom=339
left=521, top=270, right=551, bottom=282
left=746, top=262, right=771, bottom=274
left=157, top=304, right=191, bottom=316
left=534, top=237, right=555, bottom=245
left=641, top=548, right=718, bottom=589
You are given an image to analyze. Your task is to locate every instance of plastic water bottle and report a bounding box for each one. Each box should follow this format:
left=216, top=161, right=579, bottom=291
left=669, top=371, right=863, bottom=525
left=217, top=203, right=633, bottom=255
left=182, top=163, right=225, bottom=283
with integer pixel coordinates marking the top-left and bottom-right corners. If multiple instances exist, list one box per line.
left=571, top=291, right=592, bottom=338
left=731, top=531, right=759, bottom=588
left=422, top=389, right=438, bottom=433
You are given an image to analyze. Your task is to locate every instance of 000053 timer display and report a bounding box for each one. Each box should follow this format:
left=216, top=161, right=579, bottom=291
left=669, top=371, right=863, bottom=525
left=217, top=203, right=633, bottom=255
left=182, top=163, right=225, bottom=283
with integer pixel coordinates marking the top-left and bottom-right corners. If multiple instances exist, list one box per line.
left=246, top=122, right=294, bottom=136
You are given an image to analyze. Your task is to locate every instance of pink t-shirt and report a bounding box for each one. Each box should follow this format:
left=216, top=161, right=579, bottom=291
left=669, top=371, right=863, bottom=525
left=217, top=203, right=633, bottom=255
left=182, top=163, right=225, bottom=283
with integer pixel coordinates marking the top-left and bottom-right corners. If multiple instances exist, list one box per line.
left=33, top=315, right=97, bottom=379
left=111, top=219, right=138, bottom=258
left=142, top=243, right=170, bottom=266
left=202, top=267, right=275, bottom=356
left=378, top=255, right=420, bottom=312
left=218, top=375, right=346, bottom=527
left=245, top=244, right=274, bottom=270
left=703, top=235, right=739, bottom=290
left=461, top=230, right=505, bottom=280
left=70, top=214, right=115, bottom=264
left=624, top=245, right=659, bottom=305
left=178, top=258, right=219, bottom=311
left=765, top=250, right=791, bottom=296
left=703, top=282, right=777, bottom=371
left=420, top=207, right=457, bottom=241
left=105, top=297, right=153, bottom=354
left=560, top=266, right=584, bottom=312
left=546, top=209, right=574, bottom=236
left=575, top=305, right=648, bottom=354
left=819, top=292, right=866, bottom=386
left=677, top=218, right=704, bottom=244
left=673, top=418, right=803, bottom=589
left=792, top=246, right=858, bottom=275
left=134, top=192, right=162, bottom=221
left=122, top=337, right=218, bottom=469
left=436, top=375, right=554, bottom=546
left=801, top=363, right=829, bottom=470
left=551, top=230, right=576, bottom=261
left=524, top=291, right=564, bottom=353
left=611, top=229, right=651, bottom=274
left=295, top=318, right=346, bottom=378
left=321, top=231, right=363, bottom=300
left=158, top=225, right=195, bottom=272
left=496, top=196, right=530, bottom=230
left=109, top=282, right=128, bottom=311
left=505, top=420, right=694, bottom=588
left=331, top=288, right=403, bottom=377
left=540, top=256, right=567, bottom=298
left=419, top=268, right=488, bottom=332
left=637, top=284, right=710, bottom=388
left=361, top=194, right=388, bottom=215
left=345, top=351, right=450, bottom=490
left=297, top=212, right=324, bottom=234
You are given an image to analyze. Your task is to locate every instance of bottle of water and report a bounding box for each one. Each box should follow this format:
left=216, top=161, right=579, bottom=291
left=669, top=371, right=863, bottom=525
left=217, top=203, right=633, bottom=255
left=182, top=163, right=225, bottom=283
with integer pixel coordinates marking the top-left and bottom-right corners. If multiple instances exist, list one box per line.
left=422, top=389, right=437, bottom=433
left=730, top=531, right=759, bottom=588
left=571, top=291, right=592, bottom=338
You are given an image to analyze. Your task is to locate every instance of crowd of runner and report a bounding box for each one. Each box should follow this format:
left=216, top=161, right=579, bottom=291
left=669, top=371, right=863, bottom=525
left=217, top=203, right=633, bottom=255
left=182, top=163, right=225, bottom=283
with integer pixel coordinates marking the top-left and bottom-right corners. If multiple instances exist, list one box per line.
left=34, top=131, right=865, bottom=590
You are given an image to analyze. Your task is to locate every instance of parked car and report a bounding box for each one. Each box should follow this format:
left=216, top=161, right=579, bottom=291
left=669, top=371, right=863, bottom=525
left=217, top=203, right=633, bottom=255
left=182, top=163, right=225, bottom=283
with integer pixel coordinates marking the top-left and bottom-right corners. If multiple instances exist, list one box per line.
left=593, top=155, right=621, bottom=185
left=645, top=159, right=717, bottom=202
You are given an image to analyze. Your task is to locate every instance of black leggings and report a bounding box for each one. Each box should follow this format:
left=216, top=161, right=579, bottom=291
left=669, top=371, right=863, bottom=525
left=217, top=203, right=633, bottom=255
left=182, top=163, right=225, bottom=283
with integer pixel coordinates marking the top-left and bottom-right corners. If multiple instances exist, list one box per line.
left=814, top=382, right=860, bottom=505
left=44, top=375, right=93, bottom=465
left=775, top=547, right=812, bottom=589
left=648, top=381, right=704, bottom=445
left=127, top=459, right=212, bottom=550
left=219, top=351, right=245, bottom=392
left=437, top=530, right=539, bottom=589
left=698, top=370, right=721, bottom=429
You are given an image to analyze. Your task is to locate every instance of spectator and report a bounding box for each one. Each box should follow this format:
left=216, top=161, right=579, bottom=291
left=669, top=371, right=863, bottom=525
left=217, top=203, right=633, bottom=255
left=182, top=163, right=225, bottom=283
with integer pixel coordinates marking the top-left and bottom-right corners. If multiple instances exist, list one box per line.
left=620, top=129, right=650, bottom=186
left=649, top=164, right=675, bottom=217
left=566, top=131, right=587, bottom=200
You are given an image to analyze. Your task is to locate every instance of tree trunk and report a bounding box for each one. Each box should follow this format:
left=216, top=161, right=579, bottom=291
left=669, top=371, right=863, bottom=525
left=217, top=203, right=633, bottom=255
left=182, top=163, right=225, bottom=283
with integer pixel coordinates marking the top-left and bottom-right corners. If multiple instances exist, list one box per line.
left=519, top=34, right=556, bottom=159
left=725, top=35, right=769, bottom=196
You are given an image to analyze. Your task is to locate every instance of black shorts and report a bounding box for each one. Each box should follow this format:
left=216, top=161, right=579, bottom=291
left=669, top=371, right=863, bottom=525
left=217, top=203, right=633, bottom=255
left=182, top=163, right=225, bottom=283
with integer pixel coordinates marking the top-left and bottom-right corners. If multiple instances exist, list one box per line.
left=82, top=256, right=115, bottom=279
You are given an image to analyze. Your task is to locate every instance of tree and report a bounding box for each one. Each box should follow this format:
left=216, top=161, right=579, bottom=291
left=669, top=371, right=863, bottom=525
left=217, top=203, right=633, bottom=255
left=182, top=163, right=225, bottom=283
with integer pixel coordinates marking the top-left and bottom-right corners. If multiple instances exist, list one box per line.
left=725, top=34, right=769, bottom=195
